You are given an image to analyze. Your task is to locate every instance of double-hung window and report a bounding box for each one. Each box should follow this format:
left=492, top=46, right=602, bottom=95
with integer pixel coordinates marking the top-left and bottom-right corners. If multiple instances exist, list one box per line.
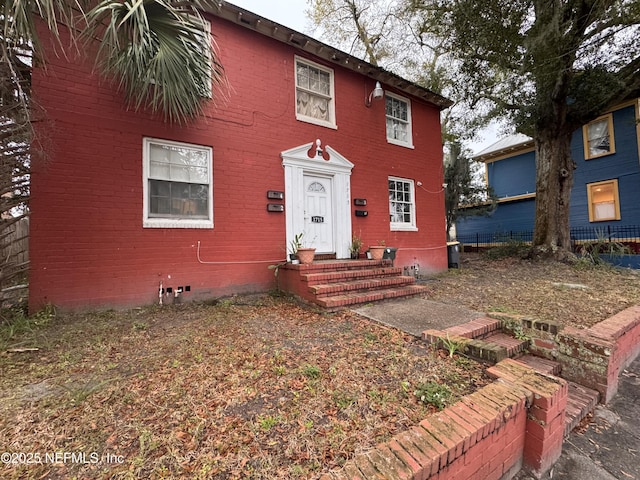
left=295, top=57, right=336, bottom=128
left=389, top=177, right=417, bottom=231
left=583, top=114, right=615, bottom=159
left=143, top=138, right=213, bottom=229
left=386, top=93, right=413, bottom=148
left=587, top=179, right=620, bottom=222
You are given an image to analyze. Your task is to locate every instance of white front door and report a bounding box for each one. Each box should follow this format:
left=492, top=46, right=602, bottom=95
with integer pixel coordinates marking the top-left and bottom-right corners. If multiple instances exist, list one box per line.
left=282, top=140, right=354, bottom=259
left=304, top=175, right=334, bottom=253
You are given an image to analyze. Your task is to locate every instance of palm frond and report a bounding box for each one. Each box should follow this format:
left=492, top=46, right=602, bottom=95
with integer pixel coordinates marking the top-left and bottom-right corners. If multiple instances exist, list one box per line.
left=1, top=0, right=82, bottom=60
left=85, top=0, right=225, bottom=123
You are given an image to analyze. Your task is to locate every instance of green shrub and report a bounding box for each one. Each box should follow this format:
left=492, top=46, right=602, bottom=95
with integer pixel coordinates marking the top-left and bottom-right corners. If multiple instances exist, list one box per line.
left=414, top=381, right=452, bottom=410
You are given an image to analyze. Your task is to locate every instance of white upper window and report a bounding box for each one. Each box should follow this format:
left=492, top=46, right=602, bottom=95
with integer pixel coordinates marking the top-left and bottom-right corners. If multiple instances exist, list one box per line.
left=389, top=176, right=417, bottom=231
left=295, top=57, right=336, bottom=129
left=386, top=93, right=413, bottom=148
left=143, top=138, right=213, bottom=229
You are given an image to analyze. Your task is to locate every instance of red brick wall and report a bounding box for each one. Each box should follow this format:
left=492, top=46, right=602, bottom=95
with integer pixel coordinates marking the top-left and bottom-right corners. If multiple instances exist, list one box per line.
left=324, top=359, right=568, bottom=480
left=30, top=15, right=447, bottom=310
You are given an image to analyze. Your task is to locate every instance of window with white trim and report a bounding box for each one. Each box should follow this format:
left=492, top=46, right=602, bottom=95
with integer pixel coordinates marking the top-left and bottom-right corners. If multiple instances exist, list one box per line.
left=149, top=17, right=213, bottom=98
left=143, top=138, right=213, bottom=229
left=583, top=114, right=615, bottom=159
left=389, top=177, right=417, bottom=230
left=295, top=57, right=336, bottom=128
left=587, top=179, right=620, bottom=222
left=386, top=93, right=413, bottom=148
left=195, top=17, right=213, bottom=98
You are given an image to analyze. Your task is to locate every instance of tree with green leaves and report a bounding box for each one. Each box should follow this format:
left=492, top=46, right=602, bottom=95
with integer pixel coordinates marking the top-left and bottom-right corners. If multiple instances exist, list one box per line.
left=412, top=0, right=640, bottom=259
left=0, top=0, right=226, bottom=302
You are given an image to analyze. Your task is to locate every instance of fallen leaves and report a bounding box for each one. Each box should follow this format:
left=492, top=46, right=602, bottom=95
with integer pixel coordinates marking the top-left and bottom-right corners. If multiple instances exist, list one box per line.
left=428, top=254, right=640, bottom=328
left=0, top=297, right=489, bottom=479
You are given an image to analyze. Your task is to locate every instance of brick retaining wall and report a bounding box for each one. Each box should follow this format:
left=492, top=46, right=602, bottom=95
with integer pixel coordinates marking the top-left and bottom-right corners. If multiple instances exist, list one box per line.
left=321, top=360, right=565, bottom=480
left=323, top=306, right=640, bottom=480
left=495, top=305, right=640, bottom=404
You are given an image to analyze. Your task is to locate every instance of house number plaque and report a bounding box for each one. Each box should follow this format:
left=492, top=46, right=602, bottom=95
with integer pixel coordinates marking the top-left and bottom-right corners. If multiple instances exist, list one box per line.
left=311, top=216, right=324, bottom=223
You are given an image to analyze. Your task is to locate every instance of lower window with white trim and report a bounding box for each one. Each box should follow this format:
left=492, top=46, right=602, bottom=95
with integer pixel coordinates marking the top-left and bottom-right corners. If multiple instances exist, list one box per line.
left=143, top=138, right=213, bottom=229
left=388, top=176, right=417, bottom=231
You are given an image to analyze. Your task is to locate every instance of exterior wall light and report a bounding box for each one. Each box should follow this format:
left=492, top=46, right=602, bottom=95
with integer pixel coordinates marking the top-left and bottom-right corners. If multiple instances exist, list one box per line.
left=365, top=81, right=384, bottom=107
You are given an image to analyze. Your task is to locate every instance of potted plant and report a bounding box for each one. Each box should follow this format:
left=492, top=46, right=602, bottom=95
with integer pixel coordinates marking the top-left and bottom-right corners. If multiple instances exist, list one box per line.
left=290, top=233, right=315, bottom=264
left=289, top=233, right=304, bottom=263
left=368, top=240, right=386, bottom=260
left=349, top=233, right=363, bottom=259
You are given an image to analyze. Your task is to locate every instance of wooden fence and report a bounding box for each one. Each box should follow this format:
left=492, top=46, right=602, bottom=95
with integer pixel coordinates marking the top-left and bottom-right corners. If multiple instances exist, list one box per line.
left=1, top=216, right=29, bottom=306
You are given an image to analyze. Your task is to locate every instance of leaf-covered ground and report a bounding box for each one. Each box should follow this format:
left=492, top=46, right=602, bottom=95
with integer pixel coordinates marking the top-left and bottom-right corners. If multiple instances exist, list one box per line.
left=2, top=255, right=638, bottom=479
left=0, top=296, right=488, bottom=479
left=426, top=253, right=640, bottom=328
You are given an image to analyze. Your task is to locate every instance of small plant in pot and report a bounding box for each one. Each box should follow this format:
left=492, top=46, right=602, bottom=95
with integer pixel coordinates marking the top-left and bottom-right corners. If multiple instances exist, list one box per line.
left=290, top=233, right=315, bottom=264
left=349, top=234, right=363, bottom=259
left=289, top=233, right=304, bottom=263
left=368, top=240, right=386, bottom=260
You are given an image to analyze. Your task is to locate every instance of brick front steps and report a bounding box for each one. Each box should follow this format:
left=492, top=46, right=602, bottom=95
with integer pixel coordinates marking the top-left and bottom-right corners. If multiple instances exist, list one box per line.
left=278, top=259, right=428, bottom=308
left=424, top=318, right=601, bottom=439
left=323, top=307, right=640, bottom=480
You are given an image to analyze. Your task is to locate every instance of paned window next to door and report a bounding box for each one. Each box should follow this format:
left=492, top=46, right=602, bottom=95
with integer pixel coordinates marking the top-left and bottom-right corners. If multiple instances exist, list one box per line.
left=143, top=137, right=213, bottom=229
left=389, top=176, right=417, bottom=231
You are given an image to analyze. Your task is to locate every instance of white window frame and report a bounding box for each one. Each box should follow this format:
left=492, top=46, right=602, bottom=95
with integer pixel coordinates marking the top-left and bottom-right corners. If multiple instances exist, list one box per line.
left=385, top=92, right=414, bottom=148
left=388, top=176, right=418, bottom=231
left=197, top=17, right=213, bottom=98
left=149, top=17, right=213, bottom=99
left=143, top=137, right=213, bottom=229
left=294, top=56, right=337, bottom=129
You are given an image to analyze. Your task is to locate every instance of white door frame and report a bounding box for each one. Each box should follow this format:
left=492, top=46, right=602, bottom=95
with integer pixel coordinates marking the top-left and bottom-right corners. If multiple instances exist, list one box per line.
left=281, top=140, right=354, bottom=259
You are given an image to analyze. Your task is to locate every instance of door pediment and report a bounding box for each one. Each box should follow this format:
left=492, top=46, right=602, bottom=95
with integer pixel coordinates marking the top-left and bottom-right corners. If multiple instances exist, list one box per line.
left=281, top=140, right=353, bottom=259
left=281, top=140, right=354, bottom=175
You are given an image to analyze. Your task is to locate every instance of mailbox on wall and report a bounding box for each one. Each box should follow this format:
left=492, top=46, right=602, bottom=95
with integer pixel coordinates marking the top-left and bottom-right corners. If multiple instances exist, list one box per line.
left=267, top=190, right=284, bottom=200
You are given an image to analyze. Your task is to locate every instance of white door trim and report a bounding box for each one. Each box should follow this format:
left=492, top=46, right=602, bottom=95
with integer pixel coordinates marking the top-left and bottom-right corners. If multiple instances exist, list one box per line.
left=281, top=140, right=353, bottom=259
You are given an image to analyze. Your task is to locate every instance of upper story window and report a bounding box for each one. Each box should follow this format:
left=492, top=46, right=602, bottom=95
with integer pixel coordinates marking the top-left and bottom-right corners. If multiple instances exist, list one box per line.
left=143, top=138, right=213, bottom=229
left=386, top=93, right=413, bottom=148
left=389, top=176, right=417, bottom=231
left=196, top=18, right=213, bottom=98
left=587, top=179, right=620, bottom=222
left=583, top=114, right=615, bottom=159
left=295, top=57, right=336, bottom=129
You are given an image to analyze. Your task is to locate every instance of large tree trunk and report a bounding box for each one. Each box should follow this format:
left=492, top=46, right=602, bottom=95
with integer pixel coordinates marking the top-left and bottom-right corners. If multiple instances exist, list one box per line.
left=532, top=130, right=575, bottom=259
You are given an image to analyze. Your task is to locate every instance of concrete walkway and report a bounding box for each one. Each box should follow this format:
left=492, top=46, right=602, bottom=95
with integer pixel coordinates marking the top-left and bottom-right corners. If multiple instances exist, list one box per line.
left=352, top=297, right=640, bottom=480
left=353, top=297, right=484, bottom=337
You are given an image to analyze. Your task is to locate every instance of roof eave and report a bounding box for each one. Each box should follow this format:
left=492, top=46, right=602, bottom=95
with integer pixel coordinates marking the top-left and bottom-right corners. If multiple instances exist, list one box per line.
left=210, top=1, right=454, bottom=110
left=474, top=140, right=535, bottom=162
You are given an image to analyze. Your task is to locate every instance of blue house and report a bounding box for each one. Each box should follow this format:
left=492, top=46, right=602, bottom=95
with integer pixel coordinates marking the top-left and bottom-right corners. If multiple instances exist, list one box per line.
left=456, top=98, right=640, bottom=246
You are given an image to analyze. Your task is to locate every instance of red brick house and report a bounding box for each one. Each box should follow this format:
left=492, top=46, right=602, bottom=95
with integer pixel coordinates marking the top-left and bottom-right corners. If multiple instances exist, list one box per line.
left=29, top=2, right=451, bottom=311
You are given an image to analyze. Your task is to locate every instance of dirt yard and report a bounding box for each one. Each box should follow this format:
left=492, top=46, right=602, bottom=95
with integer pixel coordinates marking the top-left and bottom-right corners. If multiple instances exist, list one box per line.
left=0, top=296, right=487, bottom=479
left=425, top=253, right=640, bottom=328
left=1, top=254, right=639, bottom=479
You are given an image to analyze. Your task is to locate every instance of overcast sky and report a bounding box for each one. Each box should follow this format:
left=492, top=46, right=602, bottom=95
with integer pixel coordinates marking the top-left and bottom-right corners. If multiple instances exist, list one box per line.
left=229, top=0, right=310, bottom=32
